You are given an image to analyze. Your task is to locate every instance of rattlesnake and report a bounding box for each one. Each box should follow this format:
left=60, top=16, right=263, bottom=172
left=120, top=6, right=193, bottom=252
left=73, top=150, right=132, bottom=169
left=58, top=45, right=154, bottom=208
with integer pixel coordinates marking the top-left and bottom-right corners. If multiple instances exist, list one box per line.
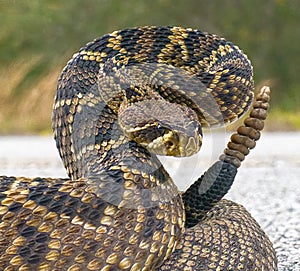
left=0, top=26, right=277, bottom=270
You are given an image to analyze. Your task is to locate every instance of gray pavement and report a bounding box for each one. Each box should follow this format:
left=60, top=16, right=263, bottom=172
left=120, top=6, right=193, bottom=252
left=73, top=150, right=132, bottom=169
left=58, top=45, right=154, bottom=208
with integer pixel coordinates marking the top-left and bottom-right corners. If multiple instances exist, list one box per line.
left=0, top=132, right=299, bottom=271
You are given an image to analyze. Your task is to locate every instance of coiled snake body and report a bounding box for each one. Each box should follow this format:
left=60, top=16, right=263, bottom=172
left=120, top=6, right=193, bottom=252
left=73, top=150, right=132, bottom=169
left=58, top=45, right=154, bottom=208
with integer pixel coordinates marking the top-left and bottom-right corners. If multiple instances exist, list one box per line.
left=0, top=26, right=277, bottom=270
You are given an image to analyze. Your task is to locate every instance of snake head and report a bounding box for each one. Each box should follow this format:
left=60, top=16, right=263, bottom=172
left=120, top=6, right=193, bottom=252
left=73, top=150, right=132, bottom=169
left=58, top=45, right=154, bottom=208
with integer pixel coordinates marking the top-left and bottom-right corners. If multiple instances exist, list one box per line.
left=118, top=99, right=202, bottom=157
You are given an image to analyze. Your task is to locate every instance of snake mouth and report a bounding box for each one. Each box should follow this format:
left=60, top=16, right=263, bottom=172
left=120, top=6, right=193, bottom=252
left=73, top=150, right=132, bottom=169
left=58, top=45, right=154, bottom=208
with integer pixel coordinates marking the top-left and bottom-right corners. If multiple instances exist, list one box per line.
left=147, top=129, right=202, bottom=157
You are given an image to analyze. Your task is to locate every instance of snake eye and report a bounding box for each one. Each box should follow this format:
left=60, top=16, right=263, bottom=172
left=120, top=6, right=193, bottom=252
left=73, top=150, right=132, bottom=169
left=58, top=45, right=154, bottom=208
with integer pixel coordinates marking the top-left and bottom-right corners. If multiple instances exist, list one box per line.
left=157, top=124, right=167, bottom=135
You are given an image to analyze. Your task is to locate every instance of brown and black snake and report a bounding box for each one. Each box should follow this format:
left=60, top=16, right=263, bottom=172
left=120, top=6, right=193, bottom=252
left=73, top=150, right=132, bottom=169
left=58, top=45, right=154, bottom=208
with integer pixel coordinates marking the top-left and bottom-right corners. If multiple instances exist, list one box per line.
left=0, top=26, right=277, bottom=270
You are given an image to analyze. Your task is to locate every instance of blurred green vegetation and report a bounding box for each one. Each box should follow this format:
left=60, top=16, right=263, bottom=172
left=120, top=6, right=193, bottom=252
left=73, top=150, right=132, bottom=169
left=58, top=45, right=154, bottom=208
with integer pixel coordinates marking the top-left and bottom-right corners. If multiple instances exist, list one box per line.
left=0, top=0, right=299, bottom=133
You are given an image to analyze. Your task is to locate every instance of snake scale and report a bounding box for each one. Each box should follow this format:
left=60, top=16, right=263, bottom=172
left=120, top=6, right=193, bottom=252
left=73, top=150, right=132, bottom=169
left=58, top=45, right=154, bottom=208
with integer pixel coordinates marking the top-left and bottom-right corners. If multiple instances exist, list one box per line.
left=0, top=26, right=277, bottom=270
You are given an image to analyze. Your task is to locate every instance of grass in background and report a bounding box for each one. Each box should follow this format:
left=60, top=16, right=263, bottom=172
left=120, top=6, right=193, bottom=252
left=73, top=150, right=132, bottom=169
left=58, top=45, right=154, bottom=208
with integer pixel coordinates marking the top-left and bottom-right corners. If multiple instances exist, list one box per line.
left=0, top=0, right=299, bottom=133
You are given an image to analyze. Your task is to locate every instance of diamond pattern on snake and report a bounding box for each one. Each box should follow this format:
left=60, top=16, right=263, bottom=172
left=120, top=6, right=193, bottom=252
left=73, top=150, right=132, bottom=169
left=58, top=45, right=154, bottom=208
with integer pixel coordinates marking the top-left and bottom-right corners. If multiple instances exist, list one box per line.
left=0, top=26, right=277, bottom=271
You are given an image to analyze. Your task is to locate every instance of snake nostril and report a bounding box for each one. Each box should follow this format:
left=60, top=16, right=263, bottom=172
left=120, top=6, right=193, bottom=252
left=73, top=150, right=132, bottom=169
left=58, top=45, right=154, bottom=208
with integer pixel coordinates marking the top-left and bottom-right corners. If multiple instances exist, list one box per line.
left=165, top=140, right=174, bottom=149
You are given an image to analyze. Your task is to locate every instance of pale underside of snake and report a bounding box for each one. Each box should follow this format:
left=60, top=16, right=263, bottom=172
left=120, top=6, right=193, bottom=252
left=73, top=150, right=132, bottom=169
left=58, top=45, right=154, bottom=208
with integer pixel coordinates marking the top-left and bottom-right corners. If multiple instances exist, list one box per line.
left=0, top=26, right=277, bottom=271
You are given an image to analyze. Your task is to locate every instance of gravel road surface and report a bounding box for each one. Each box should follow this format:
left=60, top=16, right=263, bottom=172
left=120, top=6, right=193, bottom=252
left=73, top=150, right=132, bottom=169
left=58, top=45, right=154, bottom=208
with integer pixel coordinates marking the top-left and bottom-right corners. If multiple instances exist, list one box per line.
left=0, top=132, right=299, bottom=271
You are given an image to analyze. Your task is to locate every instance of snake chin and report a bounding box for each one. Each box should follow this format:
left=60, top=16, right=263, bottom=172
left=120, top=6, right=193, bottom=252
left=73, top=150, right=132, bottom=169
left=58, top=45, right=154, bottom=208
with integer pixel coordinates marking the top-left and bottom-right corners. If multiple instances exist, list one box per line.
left=147, top=129, right=202, bottom=157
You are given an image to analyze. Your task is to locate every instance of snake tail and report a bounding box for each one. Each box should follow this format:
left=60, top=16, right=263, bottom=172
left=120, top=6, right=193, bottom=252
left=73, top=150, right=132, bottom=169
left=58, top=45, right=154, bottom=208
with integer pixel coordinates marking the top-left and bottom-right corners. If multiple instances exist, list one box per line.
left=182, top=86, right=271, bottom=228
left=220, top=85, right=271, bottom=167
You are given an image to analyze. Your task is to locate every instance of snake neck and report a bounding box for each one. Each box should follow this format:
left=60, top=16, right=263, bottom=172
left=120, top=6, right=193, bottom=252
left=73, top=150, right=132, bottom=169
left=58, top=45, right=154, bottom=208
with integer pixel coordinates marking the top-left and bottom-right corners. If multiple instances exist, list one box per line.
left=53, top=85, right=181, bottom=207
